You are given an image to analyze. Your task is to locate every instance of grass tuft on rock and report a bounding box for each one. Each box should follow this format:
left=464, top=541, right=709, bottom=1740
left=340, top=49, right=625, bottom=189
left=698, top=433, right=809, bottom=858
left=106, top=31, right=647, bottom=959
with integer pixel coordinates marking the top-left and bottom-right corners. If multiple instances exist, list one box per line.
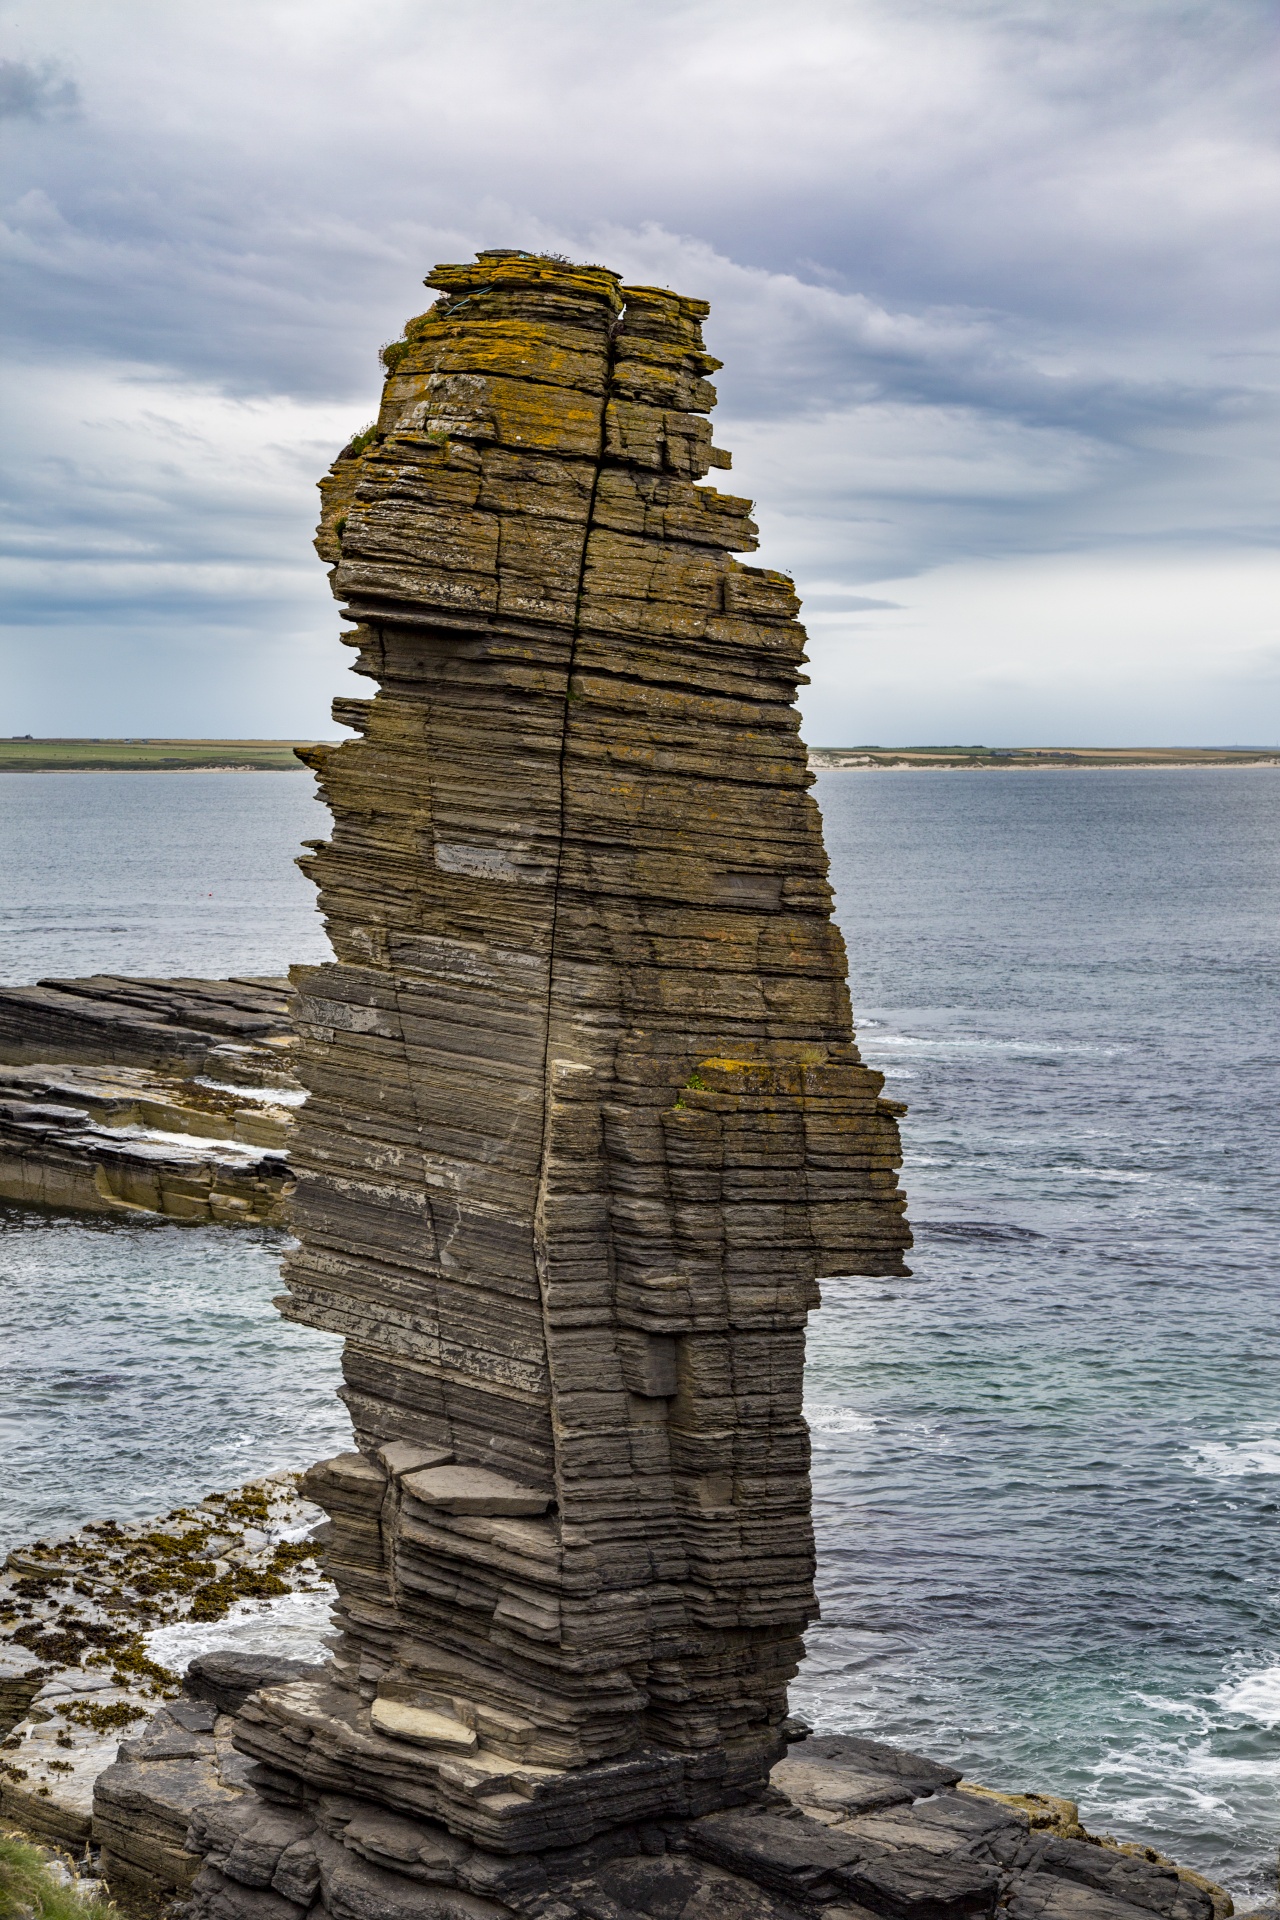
left=0, top=1833, right=117, bottom=1920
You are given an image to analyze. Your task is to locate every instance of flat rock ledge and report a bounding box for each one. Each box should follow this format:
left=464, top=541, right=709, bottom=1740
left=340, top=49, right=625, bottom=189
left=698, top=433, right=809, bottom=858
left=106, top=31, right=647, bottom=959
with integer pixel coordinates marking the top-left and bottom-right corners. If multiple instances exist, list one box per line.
left=99, top=1709, right=1241, bottom=1920
left=0, top=1475, right=329, bottom=1851
left=0, top=975, right=302, bottom=1225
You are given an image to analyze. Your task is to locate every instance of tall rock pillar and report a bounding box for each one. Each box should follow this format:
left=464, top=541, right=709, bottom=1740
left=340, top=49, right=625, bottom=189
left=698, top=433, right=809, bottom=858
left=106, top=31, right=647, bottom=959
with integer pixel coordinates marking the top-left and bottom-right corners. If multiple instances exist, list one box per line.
left=241, top=250, right=910, bottom=1853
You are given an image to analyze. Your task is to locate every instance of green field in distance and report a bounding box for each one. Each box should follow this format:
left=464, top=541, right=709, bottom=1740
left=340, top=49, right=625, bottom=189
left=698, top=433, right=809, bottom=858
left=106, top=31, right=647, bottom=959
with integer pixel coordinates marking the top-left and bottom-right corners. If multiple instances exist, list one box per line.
left=809, top=745, right=1280, bottom=769
left=0, top=738, right=328, bottom=771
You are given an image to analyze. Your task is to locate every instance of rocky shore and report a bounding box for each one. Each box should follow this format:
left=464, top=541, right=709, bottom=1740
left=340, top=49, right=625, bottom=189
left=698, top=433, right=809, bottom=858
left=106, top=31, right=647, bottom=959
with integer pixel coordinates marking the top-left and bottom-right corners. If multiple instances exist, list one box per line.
left=0, top=975, right=301, bottom=1225
left=0, top=1481, right=1240, bottom=1920
left=0, top=1476, right=330, bottom=1856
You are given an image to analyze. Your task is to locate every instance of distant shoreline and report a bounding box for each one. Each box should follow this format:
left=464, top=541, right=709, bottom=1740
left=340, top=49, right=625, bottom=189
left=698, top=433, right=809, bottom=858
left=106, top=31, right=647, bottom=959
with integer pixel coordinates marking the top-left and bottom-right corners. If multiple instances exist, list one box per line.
left=4, top=739, right=1278, bottom=775
left=0, top=739, right=324, bottom=772
left=809, top=747, right=1280, bottom=772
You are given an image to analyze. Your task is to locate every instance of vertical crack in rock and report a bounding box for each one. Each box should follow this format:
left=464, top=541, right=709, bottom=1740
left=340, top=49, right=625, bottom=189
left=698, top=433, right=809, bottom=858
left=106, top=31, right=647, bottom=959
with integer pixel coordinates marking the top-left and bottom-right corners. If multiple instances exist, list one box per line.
left=248, top=249, right=911, bottom=1855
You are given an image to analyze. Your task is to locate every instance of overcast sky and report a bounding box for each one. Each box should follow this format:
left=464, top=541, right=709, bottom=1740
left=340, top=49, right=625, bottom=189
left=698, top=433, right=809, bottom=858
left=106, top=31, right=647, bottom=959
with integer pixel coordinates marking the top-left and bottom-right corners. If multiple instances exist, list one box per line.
left=2, top=0, right=1277, bottom=745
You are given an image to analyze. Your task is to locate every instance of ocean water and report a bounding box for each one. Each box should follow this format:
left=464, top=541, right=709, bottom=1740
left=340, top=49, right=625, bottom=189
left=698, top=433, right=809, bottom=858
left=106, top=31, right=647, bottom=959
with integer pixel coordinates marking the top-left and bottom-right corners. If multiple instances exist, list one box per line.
left=2, top=766, right=1279, bottom=1897
left=0, top=1213, right=348, bottom=1554
left=0, top=770, right=333, bottom=983
left=0, top=769, right=349, bottom=1541
left=801, top=768, right=1280, bottom=1900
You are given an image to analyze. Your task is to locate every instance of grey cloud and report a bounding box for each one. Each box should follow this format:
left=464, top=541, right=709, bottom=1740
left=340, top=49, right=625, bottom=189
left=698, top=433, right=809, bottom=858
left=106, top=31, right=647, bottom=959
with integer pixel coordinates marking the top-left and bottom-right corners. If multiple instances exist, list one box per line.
left=802, top=594, right=906, bottom=611
left=0, top=58, right=78, bottom=120
left=0, top=0, right=1276, bottom=737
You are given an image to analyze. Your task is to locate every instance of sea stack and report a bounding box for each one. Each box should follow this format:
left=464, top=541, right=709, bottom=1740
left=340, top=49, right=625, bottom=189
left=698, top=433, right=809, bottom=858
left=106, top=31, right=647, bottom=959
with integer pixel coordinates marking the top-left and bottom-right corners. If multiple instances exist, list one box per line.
left=204, top=250, right=911, bottom=1894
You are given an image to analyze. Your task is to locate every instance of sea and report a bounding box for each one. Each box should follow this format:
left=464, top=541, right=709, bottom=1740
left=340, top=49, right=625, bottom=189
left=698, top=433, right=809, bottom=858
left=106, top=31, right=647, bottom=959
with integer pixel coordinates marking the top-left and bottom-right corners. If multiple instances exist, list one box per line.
left=2, top=765, right=1278, bottom=1900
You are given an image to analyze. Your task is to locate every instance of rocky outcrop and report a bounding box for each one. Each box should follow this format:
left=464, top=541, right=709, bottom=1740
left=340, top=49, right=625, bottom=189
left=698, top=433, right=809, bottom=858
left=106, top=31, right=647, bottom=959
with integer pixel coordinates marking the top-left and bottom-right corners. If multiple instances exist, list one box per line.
left=174, top=243, right=912, bottom=1907
left=170, top=1725, right=1228, bottom=1920
left=0, top=974, right=298, bottom=1082
left=0, top=1060, right=296, bottom=1224
left=94, top=1654, right=327, bottom=1896
left=0, top=976, right=302, bottom=1223
left=0, top=1476, right=328, bottom=1849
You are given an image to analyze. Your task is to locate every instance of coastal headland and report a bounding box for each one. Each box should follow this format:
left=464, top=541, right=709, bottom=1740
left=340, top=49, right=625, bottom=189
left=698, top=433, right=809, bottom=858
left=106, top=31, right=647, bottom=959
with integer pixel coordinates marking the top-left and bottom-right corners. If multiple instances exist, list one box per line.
left=0, top=740, right=318, bottom=772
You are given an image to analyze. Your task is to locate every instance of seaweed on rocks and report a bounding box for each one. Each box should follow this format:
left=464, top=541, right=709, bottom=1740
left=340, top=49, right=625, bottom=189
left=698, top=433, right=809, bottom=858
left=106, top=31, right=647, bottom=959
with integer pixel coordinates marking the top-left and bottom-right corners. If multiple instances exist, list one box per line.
left=0, top=1476, right=330, bottom=1852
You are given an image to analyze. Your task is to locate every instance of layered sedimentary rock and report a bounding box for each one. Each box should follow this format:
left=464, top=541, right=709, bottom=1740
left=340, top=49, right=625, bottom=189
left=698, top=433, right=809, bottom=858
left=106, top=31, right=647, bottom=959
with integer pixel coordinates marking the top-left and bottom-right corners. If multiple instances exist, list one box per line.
left=0, top=1061, right=294, bottom=1223
left=0, top=974, right=297, bottom=1082
left=177, top=1722, right=1231, bottom=1920
left=210, top=247, right=911, bottom=1872
left=0, top=976, right=301, bottom=1222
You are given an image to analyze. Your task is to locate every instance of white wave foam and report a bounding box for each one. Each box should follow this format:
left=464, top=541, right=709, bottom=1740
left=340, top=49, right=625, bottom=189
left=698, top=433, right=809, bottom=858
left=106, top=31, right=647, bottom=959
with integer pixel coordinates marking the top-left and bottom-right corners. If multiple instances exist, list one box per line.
left=1048, top=1165, right=1151, bottom=1183
left=1188, top=1434, right=1280, bottom=1478
left=806, top=1407, right=877, bottom=1433
left=1217, top=1664, right=1280, bottom=1726
left=869, top=1033, right=1114, bottom=1057
left=145, top=1585, right=335, bottom=1676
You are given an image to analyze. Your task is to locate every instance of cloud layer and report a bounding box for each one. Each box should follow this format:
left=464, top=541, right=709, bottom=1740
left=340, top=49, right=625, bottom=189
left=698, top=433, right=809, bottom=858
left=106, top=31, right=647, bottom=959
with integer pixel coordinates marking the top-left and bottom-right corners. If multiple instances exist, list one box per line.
left=2, top=0, right=1277, bottom=741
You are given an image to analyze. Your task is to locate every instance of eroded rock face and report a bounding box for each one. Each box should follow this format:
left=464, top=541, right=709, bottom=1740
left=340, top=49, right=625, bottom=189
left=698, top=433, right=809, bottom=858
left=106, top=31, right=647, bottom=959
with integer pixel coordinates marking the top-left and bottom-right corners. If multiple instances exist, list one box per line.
left=239, top=248, right=911, bottom=1851
left=0, top=975, right=301, bottom=1224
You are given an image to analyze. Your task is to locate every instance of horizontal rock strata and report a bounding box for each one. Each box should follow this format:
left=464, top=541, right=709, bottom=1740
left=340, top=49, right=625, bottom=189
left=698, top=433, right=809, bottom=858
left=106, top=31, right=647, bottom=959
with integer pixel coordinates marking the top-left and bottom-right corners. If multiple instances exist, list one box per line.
left=168, top=1723, right=1227, bottom=1920
left=94, top=1652, right=327, bottom=1895
left=0, top=976, right=303, bottom=1223
left=0, top=1061, right=296, bottom=1224
left=208, top=243, right=915, bottom=1883
left=0, top=974, right=298, bottom=1084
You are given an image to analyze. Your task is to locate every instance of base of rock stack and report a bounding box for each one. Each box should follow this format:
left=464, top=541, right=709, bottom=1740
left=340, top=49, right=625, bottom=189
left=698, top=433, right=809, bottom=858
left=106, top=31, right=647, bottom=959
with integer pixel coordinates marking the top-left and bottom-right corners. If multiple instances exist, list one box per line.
left=230, top=1678, right=768, bottom=1855
left=102, top=1702, right=1227, bottom=1920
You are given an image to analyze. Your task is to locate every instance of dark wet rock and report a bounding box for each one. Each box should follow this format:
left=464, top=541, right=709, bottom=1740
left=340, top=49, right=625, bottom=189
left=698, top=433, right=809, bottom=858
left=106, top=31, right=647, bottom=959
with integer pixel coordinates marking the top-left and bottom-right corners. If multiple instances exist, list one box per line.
left=689, top=1808, right=871, bottom=1903
left=799, top=1741, right=961, bottom=1795
left=1009, top=1836, right=1215, bottom=1920
left=186, top=1653, right=330, bottom=1719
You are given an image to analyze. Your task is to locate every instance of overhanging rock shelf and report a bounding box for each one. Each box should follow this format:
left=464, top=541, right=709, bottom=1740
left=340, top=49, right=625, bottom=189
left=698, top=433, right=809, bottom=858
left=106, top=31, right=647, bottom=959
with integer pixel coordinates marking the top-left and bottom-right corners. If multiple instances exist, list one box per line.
left=182, top=247, right=912, bottom=1913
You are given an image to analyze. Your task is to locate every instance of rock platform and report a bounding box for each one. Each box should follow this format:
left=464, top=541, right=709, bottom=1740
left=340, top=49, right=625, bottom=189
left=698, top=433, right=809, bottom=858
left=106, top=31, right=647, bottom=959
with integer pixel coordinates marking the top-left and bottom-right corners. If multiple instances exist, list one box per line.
left=0, top=975, right=302, bottom=1224
left=0, top=975, right=297, bottom=1081
left=104, top=1697, right=1241, bottom=1920
left=0, top=1484, right=1237, bottom=1920
left=0, top=1476, right=329, bottom=1851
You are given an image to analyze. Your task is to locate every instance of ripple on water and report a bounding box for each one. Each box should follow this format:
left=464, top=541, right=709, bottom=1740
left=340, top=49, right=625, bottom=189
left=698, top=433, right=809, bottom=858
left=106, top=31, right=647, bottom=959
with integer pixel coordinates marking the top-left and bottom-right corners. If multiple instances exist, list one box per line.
left=0, top=1210, right=348, bottom=1554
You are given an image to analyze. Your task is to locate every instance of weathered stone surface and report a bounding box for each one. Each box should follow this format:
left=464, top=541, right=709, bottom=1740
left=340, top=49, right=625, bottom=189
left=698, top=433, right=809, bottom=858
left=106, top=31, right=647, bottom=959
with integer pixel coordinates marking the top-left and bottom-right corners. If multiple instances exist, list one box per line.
left=0, top=1476, right=328, bottom=1850
left=226, top=245, right=911, bottom=1861
left=93, top=1695, right=248, bottom=1893
left=0, top=975, right=302, bottom=1223
left=0, top=1061, right=294, bottom=1223
left=773, top=1740, right=962, bottom=1827
left=997, top=1836, right=1215, bottom=1920
left=0, top=974, right=297, bottom=1079
left=0, top=1642, right=45, bottom=1737
left=99, top=1702, right=1225, bottom=1920
left=187, top=1653, right=333, bottom=1719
